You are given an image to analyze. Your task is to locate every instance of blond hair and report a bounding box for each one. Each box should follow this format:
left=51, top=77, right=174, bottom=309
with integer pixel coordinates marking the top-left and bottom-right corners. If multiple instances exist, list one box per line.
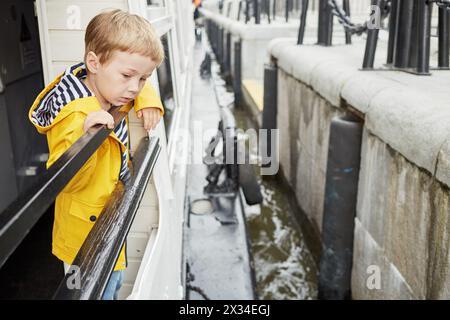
left=84, top=9, right=164, bottom=65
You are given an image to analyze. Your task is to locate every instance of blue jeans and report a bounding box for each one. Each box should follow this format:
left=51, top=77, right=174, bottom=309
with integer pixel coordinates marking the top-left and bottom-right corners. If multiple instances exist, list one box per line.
left=101, top=270, right=124, bottom=300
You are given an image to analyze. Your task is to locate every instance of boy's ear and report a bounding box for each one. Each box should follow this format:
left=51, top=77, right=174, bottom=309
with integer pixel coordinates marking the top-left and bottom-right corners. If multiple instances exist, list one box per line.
left=85, top=51, right=100, bottom=74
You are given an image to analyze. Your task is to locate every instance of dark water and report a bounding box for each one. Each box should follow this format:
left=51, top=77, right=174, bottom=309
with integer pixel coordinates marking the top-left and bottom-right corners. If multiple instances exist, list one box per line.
left=232, top=107, right=319, bottom=300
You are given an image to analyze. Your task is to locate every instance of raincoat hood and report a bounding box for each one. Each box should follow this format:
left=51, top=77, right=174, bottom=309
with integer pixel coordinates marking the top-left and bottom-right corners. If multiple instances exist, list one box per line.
left=29, top=62, right=163, bottom=135
left=29, top=62, right=105, bottom=134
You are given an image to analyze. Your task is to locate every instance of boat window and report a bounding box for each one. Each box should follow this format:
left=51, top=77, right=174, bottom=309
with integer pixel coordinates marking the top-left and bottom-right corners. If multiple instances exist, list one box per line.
left=157, top=33, right=175, bottom=137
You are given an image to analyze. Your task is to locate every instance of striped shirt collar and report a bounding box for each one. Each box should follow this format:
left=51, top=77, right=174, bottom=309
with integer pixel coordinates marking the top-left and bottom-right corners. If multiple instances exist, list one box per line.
left=31, top=62, right=94, bottom=127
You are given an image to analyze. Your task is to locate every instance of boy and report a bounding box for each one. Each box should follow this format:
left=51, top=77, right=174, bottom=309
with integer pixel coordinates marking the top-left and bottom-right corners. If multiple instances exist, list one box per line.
left=28, top=9, right=165, bottom=299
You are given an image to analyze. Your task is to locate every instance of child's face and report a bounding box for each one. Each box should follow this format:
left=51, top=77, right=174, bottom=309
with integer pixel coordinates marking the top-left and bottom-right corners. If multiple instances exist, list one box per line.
left=87, top=50, right=157, bottom=107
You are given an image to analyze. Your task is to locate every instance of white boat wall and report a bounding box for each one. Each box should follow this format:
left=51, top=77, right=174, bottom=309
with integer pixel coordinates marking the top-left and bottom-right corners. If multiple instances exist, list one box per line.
left=34, top=0, right=195, bottom=299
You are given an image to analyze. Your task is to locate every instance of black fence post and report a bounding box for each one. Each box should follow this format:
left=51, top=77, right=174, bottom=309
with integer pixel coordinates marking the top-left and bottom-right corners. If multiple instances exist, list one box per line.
left=245, top=0, right=251, bottom=23
left=285, top=0, right=290, bottom=22
left=343, top=0, right=352, bottom=44
left=318, top=114, right=363, bottom=300
left=273, top=0, right=277, bottom=20
left=362, top=0, right=381, bottom=69
left=416, top=0, right=432, bottom=74
left=393, top=0, right=414, bottom=69
left=438, top=5, right=450, bottom=68
left=238, top=0, right=243, bottom=21
left=362, top=0, right=436, bottom=74
left=266, top=0, right=271, bottom=23
left=408, top=0, right=420, bottom=69
left=297, top=0, right=309, bottom=45
left=386, top=0, right=399, bottom=65
left=255, top=0, right=261, bottom=24
left=318, top=0, right=333, bottom=46
left=227, top=1, right=233, bottom=17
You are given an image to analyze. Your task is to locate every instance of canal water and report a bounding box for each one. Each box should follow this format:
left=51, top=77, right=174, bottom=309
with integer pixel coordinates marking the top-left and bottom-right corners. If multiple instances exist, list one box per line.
left=233, top=107, right=319, bottom=300
left=207, top=35, right=319, bottom=299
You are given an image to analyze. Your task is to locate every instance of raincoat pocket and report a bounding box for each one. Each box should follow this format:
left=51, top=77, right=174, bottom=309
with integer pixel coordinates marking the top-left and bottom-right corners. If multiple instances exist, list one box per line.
left=65, top=197, right=105, bottom=250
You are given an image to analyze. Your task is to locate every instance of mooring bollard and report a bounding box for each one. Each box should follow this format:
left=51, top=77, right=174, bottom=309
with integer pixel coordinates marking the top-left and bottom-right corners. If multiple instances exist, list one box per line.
left=261, top=63, right=278, bottom=171
left=318, top=114, right=363, bottom=300
left=233, top=40, right=242, bottom=107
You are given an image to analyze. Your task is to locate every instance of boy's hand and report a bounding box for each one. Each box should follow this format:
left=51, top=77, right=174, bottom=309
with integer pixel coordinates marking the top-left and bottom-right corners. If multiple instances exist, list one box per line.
left=136, top=107, right=162, bottom=131
left=83, top=110, right=115, bottom=132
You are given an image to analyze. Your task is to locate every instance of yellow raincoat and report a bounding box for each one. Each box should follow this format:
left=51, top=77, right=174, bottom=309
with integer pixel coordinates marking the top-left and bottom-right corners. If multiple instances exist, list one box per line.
left=28, top=63, right=163, bottom=271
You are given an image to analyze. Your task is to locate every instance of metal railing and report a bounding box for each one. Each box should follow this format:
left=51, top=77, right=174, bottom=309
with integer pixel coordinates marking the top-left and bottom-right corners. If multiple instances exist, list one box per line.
left=206, top=0, right=450, bottom=75
left=53, top=136, right=160, bottom=300
left=295, top=0, right=450, bottom=75
left=364, top=0, right=450, bottom=74
left=0, top=106, right=161, bottom=299
left=231, top=0, right=371, bottom=24
left=300, top=0, right=389, bottom=46
left=276, top=0, right=371, bottom=21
